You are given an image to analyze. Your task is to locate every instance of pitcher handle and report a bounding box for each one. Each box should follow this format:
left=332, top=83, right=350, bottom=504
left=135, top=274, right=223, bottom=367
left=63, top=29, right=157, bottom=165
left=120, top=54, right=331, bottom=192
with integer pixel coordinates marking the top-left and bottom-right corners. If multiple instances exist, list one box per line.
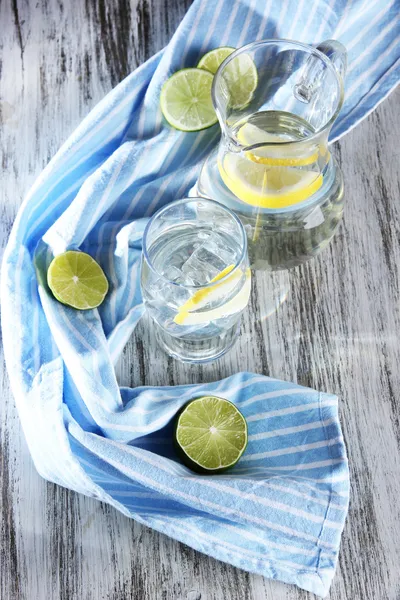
left=293, top=39, right=347, bottom=103
left=316, top=39, right=347, bottom=81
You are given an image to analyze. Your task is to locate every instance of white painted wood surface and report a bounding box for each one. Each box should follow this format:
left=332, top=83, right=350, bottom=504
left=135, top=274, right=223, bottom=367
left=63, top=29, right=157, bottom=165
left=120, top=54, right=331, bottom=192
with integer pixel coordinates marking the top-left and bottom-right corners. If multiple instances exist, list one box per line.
left=1, top=1, right=400, bottom=599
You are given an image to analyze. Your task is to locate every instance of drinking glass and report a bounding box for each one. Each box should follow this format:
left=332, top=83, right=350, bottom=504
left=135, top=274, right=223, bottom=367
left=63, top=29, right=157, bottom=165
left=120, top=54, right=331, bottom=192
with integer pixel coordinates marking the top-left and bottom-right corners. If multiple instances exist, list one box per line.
left=141, top=198, right=250, bottom=362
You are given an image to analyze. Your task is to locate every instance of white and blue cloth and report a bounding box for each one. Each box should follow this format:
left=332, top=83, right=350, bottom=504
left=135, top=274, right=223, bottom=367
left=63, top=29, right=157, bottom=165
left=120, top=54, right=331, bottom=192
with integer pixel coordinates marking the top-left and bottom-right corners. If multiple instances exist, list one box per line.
left=2, top=0, right=399, bottom=595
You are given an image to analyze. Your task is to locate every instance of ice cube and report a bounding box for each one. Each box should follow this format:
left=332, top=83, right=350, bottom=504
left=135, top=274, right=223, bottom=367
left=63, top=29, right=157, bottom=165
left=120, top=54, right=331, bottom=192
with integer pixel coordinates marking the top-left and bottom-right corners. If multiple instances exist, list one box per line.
left=162, top=282, right=191, bottom=307
left=146, top=272, right=190, bottom=308
left=161, top=265, right=184, bottom=283
left=181, top=249, right=219, bottom=285
left=202, top=235, right=237, bottom=267
left=175, top=273, right=198, bottom=287
left=181, top=232, right=237, bottom=284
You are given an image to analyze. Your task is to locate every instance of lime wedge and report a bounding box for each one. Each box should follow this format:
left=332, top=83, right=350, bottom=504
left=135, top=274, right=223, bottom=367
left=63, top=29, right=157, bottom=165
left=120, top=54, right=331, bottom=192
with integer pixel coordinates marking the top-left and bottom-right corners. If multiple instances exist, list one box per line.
left=237, top=122, right=320, bottom=167
left=219, top=154, right=323, bottom=209
left=175, top=396, right=248, bottom=473
left=173, top=264, right=251, bottom=326
left=160, top=68, right=218, bottom=131
left=197, top=47, right=235, bottom=74
left=220, top=53, right=258, bottom=109
left=47, top=251, right=109, bottom=310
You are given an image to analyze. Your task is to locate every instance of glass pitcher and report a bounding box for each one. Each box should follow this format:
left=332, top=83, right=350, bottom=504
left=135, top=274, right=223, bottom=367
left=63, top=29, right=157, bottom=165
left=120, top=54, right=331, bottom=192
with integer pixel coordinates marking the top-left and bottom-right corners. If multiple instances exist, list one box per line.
left=197, top=39, right=347, bottom=270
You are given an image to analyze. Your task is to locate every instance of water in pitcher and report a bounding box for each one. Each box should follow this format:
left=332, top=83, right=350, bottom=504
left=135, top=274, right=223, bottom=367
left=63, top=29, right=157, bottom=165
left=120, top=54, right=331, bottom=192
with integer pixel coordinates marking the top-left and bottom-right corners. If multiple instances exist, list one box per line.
left=199, top=110, right=344, bottom=270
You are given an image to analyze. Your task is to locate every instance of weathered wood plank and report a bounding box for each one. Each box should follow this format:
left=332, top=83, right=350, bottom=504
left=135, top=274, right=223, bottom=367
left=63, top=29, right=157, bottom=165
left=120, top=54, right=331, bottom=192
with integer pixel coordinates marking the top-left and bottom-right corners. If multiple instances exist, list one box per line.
left=1, top=0, right=400, bottom=599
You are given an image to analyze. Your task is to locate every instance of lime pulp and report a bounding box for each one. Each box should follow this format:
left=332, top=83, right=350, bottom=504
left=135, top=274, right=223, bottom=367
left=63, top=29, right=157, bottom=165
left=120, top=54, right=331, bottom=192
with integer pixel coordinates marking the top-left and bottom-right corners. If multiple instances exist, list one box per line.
left=174, top=396, right=248, bottom=473
left=220, top=53, right=258, bottom=109
left=47, top=251, right=109, bottom=310
left=160, top=68, right=217, bottom=131
left=197, top=46, right=236, bottom=74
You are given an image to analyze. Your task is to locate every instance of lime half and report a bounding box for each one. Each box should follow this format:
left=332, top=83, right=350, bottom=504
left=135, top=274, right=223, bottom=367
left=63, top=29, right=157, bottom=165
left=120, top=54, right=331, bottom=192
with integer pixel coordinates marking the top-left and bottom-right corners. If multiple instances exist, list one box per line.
left=160, top=68, right=217, bottom=131
left=47, top=251, right=109, bottom=310
left=175, top=396, right=248, bottom=473
left=221, top=53, right=258, bottom=109
left=197, top=46, right=235, bottom=74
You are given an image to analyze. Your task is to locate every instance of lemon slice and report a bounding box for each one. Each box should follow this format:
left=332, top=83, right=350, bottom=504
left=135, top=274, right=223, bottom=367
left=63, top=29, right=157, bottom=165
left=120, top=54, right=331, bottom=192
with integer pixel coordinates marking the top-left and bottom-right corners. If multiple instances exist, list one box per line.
left=174, top=265, right=251, bottom=326
left=237, top=122, right=319, bottom=166
left=219, top=154, right=323, bottom=209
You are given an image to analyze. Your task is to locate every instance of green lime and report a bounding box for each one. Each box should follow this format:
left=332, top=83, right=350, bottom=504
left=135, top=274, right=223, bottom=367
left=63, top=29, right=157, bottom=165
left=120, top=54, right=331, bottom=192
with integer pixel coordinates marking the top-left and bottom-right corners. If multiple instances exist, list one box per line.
left=160, top=68, right=218, bottom=131
left=174, top=396, right=248, bottom=473
left=221, top=53, right=258, bottom=109
left=47, top=251, right=109, bottom=310
left=197, top=46, right=236, bottom=74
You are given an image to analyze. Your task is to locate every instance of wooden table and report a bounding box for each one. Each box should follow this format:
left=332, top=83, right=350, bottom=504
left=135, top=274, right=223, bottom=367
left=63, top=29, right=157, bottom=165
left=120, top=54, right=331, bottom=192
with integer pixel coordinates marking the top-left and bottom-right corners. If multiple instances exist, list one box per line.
left=1, top=1, right=399, bottom=599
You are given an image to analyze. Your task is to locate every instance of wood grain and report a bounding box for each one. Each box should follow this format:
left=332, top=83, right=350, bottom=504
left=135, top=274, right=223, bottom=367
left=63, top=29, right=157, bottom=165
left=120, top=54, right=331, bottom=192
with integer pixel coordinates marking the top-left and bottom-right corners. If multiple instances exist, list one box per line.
left=1, top=1, right=400, bottom=599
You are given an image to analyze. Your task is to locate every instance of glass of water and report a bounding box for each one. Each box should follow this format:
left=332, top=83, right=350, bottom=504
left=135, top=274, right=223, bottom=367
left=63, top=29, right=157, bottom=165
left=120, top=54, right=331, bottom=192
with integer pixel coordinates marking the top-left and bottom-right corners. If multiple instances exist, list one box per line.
left=141, top=198, right=250, bottom=362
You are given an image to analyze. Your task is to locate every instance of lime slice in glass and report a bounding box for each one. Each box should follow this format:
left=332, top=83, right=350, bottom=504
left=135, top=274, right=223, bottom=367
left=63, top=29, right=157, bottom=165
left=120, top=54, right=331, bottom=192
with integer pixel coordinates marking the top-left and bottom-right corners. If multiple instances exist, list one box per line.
left=47, top=251, right=109, bottom=310
left=174, top=396, right=248, bottom=473
left=197, top=46, right=235, bottom=74
left=160, top=68, right=218, bottom=131
left=221, top=53, right=258, bottom=109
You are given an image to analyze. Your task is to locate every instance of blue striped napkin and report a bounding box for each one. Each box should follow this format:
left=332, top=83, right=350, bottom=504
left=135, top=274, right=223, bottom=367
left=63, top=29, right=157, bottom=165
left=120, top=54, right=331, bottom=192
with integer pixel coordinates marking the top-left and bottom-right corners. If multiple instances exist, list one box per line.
left=2, top=0, right=399, bottom=595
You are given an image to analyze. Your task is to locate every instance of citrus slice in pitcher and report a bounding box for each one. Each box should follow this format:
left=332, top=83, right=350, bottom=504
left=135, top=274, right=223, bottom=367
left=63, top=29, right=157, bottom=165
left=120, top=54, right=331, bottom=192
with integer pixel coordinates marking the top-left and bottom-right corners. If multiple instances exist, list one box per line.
left=237, top=122, right=320, bottom=166
left=219, top=154, right=323, bottom=209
